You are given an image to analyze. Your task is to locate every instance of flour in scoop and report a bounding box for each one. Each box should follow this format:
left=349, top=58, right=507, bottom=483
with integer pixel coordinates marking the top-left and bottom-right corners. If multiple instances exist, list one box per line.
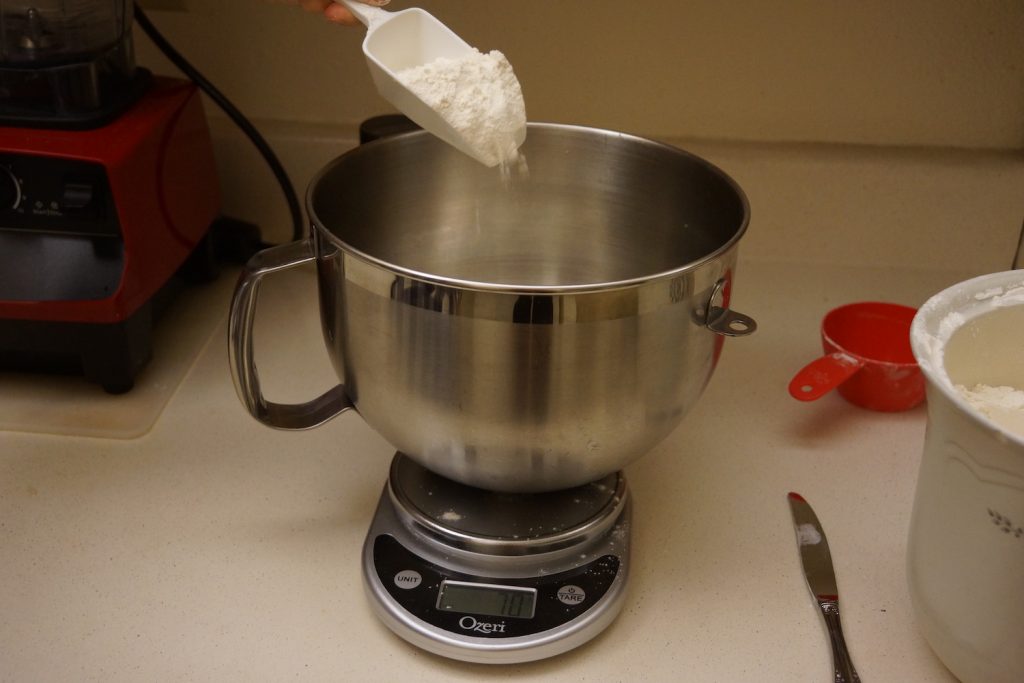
left=395, top=48, right=527, bottom=169
left=956, top=383, right=1024, bottom=439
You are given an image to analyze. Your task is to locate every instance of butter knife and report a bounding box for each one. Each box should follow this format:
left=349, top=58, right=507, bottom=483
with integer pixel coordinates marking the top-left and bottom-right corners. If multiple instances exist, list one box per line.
left=787, top=492, right=861, bottom=683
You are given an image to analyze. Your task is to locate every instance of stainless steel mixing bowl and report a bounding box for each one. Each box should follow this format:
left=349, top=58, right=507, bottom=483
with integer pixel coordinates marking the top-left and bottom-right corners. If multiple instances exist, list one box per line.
left=230, top=123, right=755, bottom=492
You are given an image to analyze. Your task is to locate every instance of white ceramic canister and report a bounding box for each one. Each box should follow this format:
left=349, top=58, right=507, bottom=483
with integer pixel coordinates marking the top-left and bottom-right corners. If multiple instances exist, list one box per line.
left=908, top=270, right=1024, bottom=683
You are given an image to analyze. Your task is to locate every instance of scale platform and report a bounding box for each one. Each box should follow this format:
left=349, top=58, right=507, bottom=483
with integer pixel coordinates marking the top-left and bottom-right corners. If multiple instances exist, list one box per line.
left=362, top=453, right=631, bottom=664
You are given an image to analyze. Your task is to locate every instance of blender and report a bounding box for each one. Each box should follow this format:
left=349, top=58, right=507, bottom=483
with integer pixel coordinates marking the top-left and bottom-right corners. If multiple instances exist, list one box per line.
left=0, top=0, right=221, bottom=392
left=0, top=0, right=150, bottom=127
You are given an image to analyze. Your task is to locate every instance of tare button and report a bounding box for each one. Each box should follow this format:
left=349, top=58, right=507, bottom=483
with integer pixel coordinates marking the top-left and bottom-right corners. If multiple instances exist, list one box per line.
left=556, top=585, right=586, bottom=606
left=393, top=570, right=422, bottom=589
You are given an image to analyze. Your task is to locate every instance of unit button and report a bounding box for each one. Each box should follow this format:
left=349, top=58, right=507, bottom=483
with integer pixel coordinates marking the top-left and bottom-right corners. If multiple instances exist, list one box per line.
left=393, top=570, right=422, bottom=590
left=557, top=585, right=586, bottom=606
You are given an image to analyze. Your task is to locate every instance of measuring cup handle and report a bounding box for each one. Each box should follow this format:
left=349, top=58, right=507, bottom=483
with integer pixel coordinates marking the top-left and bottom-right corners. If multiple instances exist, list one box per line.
left=788, top=352, right=864, bottom=401
left=336, top=0, right=390, bottom=27
left=228, top=240, right=354, bottom=430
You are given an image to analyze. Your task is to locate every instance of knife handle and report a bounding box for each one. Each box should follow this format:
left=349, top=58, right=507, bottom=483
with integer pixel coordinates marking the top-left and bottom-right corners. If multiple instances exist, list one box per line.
left=818, top=600, right=861, bottom=682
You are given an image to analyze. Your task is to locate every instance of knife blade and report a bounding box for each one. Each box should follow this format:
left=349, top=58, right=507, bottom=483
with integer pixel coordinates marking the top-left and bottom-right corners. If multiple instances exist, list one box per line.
left=787, top=492, right=861, bottom=683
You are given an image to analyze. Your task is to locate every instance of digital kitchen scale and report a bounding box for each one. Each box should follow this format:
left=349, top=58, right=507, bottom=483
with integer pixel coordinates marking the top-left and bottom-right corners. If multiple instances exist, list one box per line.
left=362, top=453, right=631, bottom=664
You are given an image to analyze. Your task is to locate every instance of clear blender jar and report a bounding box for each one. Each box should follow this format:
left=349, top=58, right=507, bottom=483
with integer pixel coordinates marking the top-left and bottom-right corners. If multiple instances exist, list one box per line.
left=0, top=0, right=149, bottom=127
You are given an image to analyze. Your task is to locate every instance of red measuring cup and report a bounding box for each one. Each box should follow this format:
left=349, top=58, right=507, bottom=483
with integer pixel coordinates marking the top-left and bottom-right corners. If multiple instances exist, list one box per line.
left=788, top=302, right=924, bottom=412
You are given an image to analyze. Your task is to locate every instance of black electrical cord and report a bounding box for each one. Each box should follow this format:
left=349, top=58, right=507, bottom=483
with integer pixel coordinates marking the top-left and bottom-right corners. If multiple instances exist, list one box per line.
left=133, top=3, right=304, bottom=243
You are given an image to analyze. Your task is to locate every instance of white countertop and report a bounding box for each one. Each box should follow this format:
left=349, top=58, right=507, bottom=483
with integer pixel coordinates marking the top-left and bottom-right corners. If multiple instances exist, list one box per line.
left=3, top=142, right=1022, bottom=681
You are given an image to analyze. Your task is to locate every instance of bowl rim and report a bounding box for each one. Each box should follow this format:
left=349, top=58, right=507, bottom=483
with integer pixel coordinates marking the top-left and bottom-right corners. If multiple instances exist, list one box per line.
left=305, top=122, right=751, bottom=295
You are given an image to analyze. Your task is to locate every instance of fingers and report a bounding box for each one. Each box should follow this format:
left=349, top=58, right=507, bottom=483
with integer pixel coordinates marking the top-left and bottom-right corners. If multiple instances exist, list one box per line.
left=298, top=0, right=331, bottom=12
left=310, top=0, right=391, bottom=25
left=323, top=4, right=360, bottom=25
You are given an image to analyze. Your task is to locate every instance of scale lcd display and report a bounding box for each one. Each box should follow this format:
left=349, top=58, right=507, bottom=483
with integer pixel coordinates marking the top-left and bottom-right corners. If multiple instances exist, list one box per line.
left=436, top=580, right=536, bottom=619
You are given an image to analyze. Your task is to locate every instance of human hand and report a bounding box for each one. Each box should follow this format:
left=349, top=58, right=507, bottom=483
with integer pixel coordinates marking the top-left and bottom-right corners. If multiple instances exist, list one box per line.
left=290, top=0, right=391, bottom=26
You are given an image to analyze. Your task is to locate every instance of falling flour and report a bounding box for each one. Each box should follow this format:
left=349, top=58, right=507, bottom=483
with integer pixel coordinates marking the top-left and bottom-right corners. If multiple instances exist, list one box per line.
left=955, top=383, right=1024, bottom=439
left=395, top=48, right=527, bottom=169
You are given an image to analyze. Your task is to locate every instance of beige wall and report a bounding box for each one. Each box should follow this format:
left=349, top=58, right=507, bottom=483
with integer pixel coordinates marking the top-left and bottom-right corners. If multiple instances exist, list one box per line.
left=132, top=1, right=1024, bottom=246
left=137, top=0, right=1023, bottom=149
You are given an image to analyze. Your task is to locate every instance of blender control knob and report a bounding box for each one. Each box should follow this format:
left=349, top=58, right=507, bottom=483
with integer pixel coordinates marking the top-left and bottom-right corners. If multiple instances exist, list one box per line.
left=0, top=167, right=21, bottom=209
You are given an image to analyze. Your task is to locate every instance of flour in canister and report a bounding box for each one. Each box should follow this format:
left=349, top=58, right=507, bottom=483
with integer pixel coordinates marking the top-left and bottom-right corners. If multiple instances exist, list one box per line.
left=913, top=280, right=1024, bottom=439
left=913, top=283, right=1024, bottom=379
left=955, top=383, right=1024, bottom=439
left=395, top=48, right=527, bottom=170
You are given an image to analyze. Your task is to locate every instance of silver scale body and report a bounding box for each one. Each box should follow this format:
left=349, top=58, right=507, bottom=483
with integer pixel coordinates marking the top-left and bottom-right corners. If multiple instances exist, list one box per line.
left=362, top=454, right=632, bottom=664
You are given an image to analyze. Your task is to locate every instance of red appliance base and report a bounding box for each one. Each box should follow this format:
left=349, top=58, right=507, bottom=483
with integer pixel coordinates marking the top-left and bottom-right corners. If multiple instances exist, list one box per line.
left=0, top=77, right=223, bottom=392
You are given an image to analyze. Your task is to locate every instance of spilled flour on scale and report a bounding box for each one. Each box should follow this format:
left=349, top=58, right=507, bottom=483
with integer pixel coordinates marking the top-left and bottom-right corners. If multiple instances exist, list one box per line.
left=395, top=48, right=527, bottom=172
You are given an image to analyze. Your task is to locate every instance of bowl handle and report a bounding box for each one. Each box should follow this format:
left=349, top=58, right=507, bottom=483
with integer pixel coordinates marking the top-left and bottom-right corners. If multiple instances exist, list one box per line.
left=228, top=240, right=354, bottom=430
left=704, top=278, right=757, bottom=337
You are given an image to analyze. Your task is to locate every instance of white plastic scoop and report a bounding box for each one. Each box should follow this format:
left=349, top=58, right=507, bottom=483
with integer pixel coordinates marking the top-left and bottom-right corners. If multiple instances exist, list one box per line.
left=337, top=0, right=526, bottom=166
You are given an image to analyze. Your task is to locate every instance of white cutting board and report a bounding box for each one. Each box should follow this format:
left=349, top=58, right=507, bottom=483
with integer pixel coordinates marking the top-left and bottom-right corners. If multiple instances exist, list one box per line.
left=0, top=272, right=236, bottom=440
